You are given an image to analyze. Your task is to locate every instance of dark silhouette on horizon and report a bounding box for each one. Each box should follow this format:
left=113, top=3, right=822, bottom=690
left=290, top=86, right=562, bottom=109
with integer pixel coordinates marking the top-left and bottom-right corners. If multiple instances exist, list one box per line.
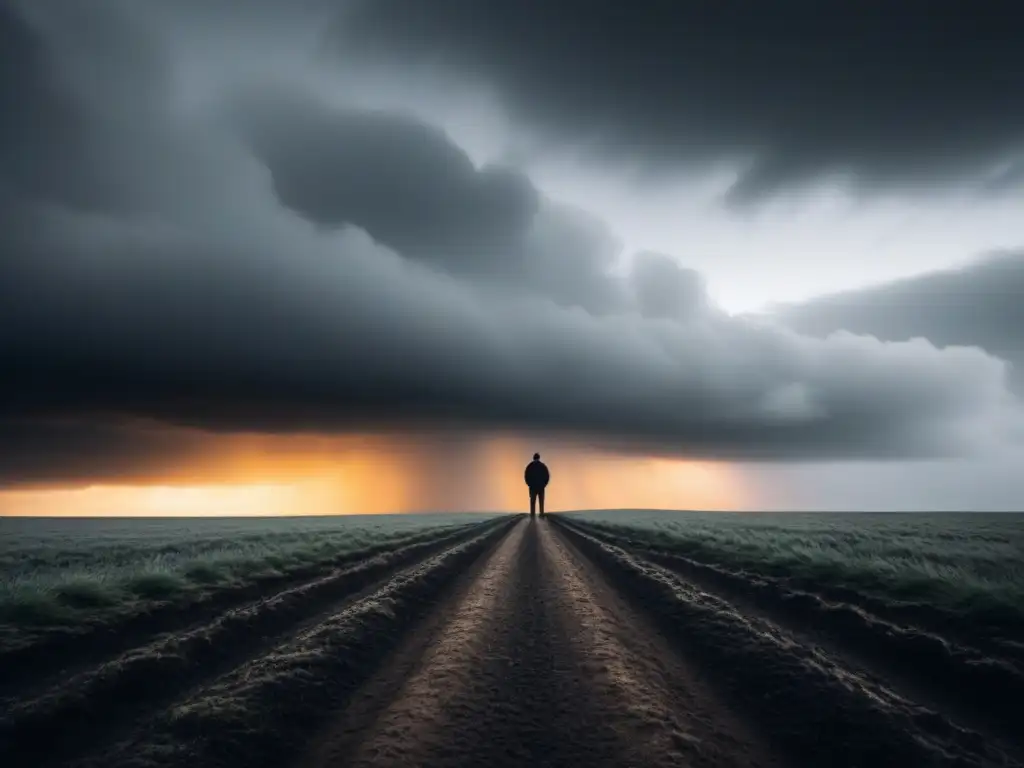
left=524, top=453, right=550, bottom=517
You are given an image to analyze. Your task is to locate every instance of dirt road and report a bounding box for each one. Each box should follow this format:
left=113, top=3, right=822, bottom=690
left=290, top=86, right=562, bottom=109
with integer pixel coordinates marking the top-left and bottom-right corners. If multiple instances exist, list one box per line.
left=3, top=516, right=1019, bottom=768
left=303, top=517, right=782, bottom=768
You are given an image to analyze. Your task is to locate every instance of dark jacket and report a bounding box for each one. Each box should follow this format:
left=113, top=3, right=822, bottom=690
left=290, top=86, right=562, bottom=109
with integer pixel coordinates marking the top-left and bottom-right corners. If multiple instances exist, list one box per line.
left=524, top=459, right=550, bottom=490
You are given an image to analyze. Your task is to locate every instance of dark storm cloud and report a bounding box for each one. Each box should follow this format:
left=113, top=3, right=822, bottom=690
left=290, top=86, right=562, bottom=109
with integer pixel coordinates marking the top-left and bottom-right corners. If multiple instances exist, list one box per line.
left=0, top=0, right=245, bottom=220
left=775, top=250, right=1024, bottom=391
left=334, top=0, right=1024, bottom=203
left=0, top=419, right=210, bottom=488
left=0, top=0, right=1019, bottom=484
left=0, top=2, right=91, bottom=209
left=231, top=85, right=539, bottom=278
left=230, top=83, right=629, bottom=314
left=2, top=192, right=1010, bottom=467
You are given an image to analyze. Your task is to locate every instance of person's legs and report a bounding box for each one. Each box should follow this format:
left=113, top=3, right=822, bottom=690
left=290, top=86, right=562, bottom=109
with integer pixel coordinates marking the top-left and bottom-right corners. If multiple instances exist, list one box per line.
left=529, top=488, right=537, bottom=516
left=538, top=488, right=545, bottom=516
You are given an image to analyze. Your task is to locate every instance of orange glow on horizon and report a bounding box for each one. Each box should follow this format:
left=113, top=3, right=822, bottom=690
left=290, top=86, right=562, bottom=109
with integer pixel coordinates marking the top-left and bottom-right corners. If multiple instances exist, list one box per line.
left=0, top=431, right=749, bottom=516
left=0, top=483, right=312, bottom=517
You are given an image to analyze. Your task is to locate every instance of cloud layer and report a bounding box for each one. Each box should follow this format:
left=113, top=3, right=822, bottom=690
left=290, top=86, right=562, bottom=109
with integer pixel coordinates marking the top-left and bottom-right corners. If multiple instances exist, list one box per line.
left=0, top=0, right=1020, bottom=486
left=776, top=250, right=1024, bottom=391
left=335, top=0, right=1024, bottom=204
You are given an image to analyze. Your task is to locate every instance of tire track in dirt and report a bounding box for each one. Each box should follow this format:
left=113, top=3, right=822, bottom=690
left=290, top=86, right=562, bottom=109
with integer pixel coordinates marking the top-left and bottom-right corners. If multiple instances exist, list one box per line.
left=1, top=518, right=509, bottom=768
left=302, top=519, right=786, bottom=768
left=299, top=518, right=531, bottom=768
left=571, top=520, right=1024, bottom=758
left=0, top=521, right=494, bottom=698
left=540, top=520, right=787, bottom=768
left=572, top=521, right=1024, bottom=668
left=554, top=517, right=1020, bottom=768
left=61, top=518, right=516, bottom=768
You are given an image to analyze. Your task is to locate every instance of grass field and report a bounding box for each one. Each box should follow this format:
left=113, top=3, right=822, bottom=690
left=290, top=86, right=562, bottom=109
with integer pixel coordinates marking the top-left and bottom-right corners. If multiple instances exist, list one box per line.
left=5, top=510, right=1022, bottom=654
left=3, top=512, right=1023, bottom=768
left=0, top=513, right=496, bottom=645
left=567, top=510, right=1024, bottom=628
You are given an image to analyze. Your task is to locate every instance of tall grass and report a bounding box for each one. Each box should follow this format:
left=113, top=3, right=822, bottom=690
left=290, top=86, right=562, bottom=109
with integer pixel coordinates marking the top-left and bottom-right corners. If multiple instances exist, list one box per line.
left=569, top=511, right=1024, bottom=623
left=0, top=514, right=495, bottom=637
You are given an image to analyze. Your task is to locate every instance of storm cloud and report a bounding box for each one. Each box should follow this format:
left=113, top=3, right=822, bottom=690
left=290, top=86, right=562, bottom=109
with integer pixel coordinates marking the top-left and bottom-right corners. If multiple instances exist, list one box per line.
left=0, top=0, right=1021, bottom=487
left=229, top=84, right=629, bottom=314
left=335, top=0, right=1024, bottom=204
left=232, top=86, right=539, bottom=275
left=775, top=250, right=1024, bottom=391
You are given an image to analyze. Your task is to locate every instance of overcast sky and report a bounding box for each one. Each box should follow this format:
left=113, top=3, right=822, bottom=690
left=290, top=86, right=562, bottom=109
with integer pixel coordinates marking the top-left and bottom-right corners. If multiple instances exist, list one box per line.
left=2, top=0, right=1023, bottom=511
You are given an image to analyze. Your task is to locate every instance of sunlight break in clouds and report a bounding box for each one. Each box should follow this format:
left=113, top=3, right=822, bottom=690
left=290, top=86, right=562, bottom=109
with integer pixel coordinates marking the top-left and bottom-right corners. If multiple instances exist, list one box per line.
left=0, top=484, right=308, bottom=517
left=0, top=432, right=746, bottom=516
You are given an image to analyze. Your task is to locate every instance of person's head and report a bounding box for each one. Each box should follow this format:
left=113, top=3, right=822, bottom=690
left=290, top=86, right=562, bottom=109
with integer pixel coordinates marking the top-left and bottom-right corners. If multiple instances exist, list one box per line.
left=533, top=453, right=540, bottom=460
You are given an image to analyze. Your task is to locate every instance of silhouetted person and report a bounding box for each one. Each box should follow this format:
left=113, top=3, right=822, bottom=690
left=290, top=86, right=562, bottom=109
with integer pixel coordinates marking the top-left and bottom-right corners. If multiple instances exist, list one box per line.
left=524, top=452, right=550, bottom=517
